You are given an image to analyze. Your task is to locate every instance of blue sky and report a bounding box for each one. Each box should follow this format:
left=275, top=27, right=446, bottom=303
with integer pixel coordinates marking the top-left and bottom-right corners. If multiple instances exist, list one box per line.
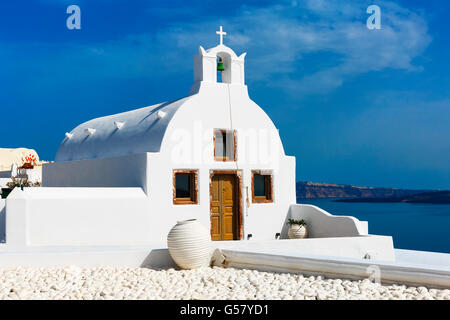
left=1, top=0, right=449, bottom=189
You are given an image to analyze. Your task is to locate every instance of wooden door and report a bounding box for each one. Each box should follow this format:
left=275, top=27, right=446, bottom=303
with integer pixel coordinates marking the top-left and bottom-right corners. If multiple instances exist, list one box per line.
left=210, top=174, right=238, bottom=241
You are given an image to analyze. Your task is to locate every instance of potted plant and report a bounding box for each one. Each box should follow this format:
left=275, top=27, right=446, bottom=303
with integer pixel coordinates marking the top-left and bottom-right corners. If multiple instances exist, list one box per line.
left=20, top=154, right=37, bottom=169
left=287, top=218, right=308, bottom=239
left=6, top=177, right=41, bottom=190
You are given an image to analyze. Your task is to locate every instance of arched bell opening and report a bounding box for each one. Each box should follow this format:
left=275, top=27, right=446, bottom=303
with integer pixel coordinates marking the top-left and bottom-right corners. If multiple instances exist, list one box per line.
left=216, top=52, right=232, bottom=84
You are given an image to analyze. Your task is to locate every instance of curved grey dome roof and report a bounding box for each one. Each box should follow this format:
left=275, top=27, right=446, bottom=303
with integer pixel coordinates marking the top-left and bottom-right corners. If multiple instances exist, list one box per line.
left=55, top=97, right=191, bottom=162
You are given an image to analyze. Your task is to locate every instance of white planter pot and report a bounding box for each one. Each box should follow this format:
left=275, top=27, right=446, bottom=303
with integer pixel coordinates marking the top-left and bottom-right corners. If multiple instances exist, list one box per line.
left=288, top=224, right=308, bottom=239
left=167, top=219, right=212, bottom=269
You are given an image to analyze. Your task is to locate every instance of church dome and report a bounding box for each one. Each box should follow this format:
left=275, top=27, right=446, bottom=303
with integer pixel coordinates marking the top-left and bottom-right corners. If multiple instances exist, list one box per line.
left=55, top=97, right=191, bottom=162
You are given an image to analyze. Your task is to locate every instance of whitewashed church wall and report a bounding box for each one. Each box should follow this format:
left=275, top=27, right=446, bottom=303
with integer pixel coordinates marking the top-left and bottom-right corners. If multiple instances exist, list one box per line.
left=155, top=85, right=296, bottom=241
left=244, top=156, right=296, bottom=240
left=43, top=153, right=151, bottom=194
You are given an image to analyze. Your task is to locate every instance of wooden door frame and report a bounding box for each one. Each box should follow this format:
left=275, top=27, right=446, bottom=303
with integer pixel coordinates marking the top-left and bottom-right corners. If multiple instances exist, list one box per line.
left=209, top=170, right=243, bottom=240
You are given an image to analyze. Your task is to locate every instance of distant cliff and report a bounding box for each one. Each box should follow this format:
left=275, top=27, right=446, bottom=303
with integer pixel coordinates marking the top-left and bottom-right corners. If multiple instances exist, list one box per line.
left=296, top=181, right=429, bottom=199
left=334, top=191, right=450, bottom=204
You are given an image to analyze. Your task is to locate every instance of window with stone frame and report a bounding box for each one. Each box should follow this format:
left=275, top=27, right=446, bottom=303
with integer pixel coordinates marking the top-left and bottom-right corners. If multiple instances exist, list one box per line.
left=251, top=171, right=273, bottom=203
left=214, top=129, right=236, bottom=161
left=173, top=170, right=198, bottom=204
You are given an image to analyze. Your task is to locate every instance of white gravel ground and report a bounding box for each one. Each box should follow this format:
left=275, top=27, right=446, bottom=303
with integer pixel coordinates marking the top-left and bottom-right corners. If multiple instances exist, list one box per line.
left=0, top=266, right=448, bottom=300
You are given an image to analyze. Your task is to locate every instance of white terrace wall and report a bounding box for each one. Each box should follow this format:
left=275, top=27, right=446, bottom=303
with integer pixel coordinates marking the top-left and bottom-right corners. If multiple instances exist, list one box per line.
left=282, top=204, right=368, bottom=239
left=43, top=153, right=151, bottom=194
left=3, top=188, right=374, bottom=251
left=5, top=157, right=297, bottom=248
left=0, top=199, right=5, bottom=243
left=5, top=188, right=155, bottom=247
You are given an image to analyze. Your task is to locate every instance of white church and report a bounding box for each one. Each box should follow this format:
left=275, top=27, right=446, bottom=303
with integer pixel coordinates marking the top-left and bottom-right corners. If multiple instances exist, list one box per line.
left=0, top=27, right=396, bottom=267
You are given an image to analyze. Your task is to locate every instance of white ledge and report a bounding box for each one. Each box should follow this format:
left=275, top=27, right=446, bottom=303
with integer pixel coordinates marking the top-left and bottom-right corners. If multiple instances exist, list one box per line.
left=212, top=248, right=450, bottom=289
left=84, top=128, right=96, bottom=136
left=114, top=121, right=125, bottom=129
left=157, top=110, right=166, bottom=119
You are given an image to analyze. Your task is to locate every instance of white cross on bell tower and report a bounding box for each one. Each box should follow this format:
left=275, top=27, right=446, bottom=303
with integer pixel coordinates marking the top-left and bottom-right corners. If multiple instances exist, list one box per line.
left=216, top=26, right=226, bottom=45
left=190, top=27, right=247, bottom=94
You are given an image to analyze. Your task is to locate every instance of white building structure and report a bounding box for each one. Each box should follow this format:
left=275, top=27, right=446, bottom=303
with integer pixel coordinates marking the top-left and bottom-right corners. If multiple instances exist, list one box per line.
left=0, top=148, right=42, bottom=188
left=0, top=28, right=397, bottom=267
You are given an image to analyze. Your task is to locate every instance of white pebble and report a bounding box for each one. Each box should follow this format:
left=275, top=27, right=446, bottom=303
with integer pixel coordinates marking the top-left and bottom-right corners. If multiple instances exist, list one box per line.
left=0, top=266, right=446, bottom=300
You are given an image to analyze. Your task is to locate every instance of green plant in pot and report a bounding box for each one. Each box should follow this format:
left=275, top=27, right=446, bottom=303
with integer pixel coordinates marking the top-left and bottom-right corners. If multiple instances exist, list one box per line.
left=287, top=218, right=308, bottom=239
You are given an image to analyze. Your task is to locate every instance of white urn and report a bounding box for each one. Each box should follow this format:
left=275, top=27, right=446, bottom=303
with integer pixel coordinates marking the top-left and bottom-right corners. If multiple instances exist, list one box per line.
left=288, top=224, right=308, bottom=239
left=167, top=219, right=212, bottom=269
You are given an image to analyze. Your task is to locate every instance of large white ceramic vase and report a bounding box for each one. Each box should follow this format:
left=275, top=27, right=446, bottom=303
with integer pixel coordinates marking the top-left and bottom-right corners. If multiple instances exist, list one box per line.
left=167, top=219, right=212, bottom=269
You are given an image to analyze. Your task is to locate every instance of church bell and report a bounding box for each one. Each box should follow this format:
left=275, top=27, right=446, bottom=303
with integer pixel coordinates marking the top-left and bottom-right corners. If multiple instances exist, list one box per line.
left=217, top=57, right=225, bottom=71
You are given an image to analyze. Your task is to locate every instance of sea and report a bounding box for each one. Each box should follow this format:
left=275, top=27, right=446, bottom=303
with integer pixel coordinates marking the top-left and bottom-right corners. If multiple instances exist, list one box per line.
left=297, top=198, right=450, bottom=254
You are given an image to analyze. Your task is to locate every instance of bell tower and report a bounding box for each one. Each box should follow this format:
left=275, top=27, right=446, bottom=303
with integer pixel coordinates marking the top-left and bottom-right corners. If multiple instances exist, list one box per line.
left=190, top=26, right=247, bottom=94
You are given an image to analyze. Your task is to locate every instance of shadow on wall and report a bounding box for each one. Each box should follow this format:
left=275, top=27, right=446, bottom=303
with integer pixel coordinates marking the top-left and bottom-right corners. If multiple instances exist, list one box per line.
left=280, top=209, right=290, bottom=239
left=140, top=249, right=177, bottom=269
left=0, top=171, right=10, bottom=178
left=0, top=200, right=5, bottom=243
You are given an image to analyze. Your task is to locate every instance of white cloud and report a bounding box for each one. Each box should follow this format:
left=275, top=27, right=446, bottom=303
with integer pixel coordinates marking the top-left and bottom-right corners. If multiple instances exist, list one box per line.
left=2, top=0, right=431, bottom=97
left=150, top=0, right=431, bottom=95
left=234, top=0, right=430, bottom=94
